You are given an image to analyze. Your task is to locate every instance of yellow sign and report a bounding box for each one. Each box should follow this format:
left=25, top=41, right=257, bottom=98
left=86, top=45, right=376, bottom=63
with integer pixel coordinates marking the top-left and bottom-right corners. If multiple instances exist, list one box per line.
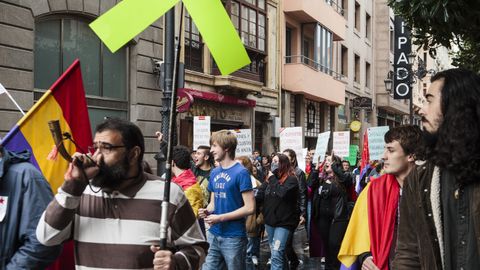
left=350, top=120, right=361, bottom=132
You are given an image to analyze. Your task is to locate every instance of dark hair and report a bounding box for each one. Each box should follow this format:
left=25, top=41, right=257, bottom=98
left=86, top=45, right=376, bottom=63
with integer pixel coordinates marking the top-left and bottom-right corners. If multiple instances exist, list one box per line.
left=197, top=145, right=213, bottom=164
left=276, top=153, right=295, bottom=179
left=384, top=125, right=424, bottom=159
left=282, top=149, right=298, bottom=168
left=428, top=69, right=480, bottom=185
left=341, top=160, right=350, bottom=165
left=172, top=145, right=192, bottom=170
left=96, top=118, right=145, bottom=163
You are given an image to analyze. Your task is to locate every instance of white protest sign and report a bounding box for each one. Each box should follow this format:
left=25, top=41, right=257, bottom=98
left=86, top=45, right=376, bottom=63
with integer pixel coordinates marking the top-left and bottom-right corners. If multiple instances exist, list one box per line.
left=367, top=126, right=390, bottom=160
left=313, top=131, right=331, bottom=164
left=230, top=129, right=252, bottom=157
left=333, top=131, right=350, bottom=158
left=193, top=116, right=211, bottom=150
left=279, top=127, right=303, bottom=155
left=297, top=148, right=308, bottom=172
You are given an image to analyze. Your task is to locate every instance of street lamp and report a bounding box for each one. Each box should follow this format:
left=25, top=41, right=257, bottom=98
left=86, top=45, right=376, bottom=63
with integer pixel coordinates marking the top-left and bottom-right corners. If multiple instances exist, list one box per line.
left=384, top=71, right=393, bottom=93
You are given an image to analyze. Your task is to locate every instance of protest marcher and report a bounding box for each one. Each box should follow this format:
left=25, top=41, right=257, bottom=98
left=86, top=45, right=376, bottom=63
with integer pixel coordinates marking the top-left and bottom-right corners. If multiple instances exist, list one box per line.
left=392, top=69, right=480, bottom=269
left=36, top=118, right=207, bottom=269
left=257, top=153, right=299, bottom=270
left=308, top=152, right=351, bottom=269
left=261, top=155, right=271, bottom=182
left=172, top=145, right=204, bottom=217
left=282, top=149, right=307, bottom=268
left=236, top=156, right=264, bottom=269
left=0, top=146, right=61, bottom=269
left=193, top=145, right=213, bottom=208
left=199, top=130, right=255, bottom=270
left=338, top=125, right=423, bottom=270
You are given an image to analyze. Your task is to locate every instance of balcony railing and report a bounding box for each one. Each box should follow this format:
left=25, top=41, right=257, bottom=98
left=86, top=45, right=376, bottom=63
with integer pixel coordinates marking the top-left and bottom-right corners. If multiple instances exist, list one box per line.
left=325, top=0, right=344, bottom=16
left=285, top=55, right=345, bottom=81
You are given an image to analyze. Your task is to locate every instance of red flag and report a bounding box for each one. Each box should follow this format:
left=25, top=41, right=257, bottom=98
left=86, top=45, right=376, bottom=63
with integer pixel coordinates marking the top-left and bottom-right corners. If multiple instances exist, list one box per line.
left=360, top=130, right=370, bottom=173
left=367, top=174, right=400, bottom=270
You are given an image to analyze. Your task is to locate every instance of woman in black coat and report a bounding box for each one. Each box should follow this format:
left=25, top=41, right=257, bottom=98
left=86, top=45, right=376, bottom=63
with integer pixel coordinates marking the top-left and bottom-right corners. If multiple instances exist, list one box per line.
left=257, top=153, right=299, bottom=270
left=308, top=153, right=351, bottom=270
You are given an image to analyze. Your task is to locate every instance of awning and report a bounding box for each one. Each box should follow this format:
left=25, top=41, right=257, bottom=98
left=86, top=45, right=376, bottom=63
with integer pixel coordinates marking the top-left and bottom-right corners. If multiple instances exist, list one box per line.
left=179, top=88, right=256, bottom=108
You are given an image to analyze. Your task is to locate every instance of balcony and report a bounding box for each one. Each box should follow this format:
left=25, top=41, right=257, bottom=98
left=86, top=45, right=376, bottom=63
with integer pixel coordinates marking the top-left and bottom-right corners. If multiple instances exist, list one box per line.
left=284, top=0, right=346, bottom=41
left=376, top=93, right=410, bottom=114
left=283, top=55, right=346, bottom=105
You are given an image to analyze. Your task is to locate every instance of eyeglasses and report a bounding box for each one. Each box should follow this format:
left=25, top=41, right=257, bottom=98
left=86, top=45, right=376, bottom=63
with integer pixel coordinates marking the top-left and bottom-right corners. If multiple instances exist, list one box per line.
left=88, top=142, right=126, bottom=154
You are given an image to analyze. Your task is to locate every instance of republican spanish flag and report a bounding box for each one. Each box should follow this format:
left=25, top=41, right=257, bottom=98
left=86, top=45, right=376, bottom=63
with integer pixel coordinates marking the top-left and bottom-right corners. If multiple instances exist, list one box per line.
left=338, top=174, right=400, bottom=270
left=1, top=60, right=92, bottom=193
left=0, top=60, right=92, bottom=270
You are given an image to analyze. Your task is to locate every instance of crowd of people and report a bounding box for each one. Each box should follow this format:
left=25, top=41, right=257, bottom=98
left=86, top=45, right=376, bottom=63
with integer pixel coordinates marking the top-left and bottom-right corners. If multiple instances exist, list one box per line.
left=1, top=67, right=480, bottom=270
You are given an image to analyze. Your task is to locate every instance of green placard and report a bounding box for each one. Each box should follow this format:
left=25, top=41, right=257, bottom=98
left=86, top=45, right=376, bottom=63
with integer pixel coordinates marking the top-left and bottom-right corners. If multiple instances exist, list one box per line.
left=183, top=0, right=251, bottom=75
left=345, top=145, right=359, bottom=166
left=90, top=0, right=178, bottom=53
left=90, top=0, right=251, bottom=75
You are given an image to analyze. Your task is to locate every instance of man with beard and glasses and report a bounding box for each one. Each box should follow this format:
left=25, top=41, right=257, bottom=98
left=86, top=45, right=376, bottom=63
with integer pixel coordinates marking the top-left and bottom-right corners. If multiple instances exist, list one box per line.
left=36, top=118, right=208, bottom=270
left=392, top=69, right=480, bottom=269
left=199, top=130, right=255, bottom=270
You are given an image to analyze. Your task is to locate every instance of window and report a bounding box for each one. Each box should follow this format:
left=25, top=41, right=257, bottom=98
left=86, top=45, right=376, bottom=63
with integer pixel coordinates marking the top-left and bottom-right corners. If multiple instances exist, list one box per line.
left=286, top=27, right=292, bottom=63
left=216, top=0, right=266, bottom=82
left=342, top=0, right=348, bottom=19
left=231, top=1, right=266, bottom=52
left=341, top=45, right=348, bottom=77
left=185, top=12, right=203, bottom=72
left=366, top=13, right=371, bottom=40
left=354, top=1, right=360, bottom=31
left=365, top=61, right=371, bottom=88
left=354, top=54, right=360, bottom=83
left=34, top=17, right=128, bottom=131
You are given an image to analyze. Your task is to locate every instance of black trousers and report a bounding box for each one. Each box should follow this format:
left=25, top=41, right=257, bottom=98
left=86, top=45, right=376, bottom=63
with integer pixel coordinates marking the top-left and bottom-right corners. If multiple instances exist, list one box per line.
left=317, top=217, right=348, bottom=270
left=286, top=228, right=299, bottom=268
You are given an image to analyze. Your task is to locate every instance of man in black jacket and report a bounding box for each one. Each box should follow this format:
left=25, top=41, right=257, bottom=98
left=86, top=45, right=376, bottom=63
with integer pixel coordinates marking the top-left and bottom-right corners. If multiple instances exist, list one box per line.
left=393, top=69, right=480, bottom=269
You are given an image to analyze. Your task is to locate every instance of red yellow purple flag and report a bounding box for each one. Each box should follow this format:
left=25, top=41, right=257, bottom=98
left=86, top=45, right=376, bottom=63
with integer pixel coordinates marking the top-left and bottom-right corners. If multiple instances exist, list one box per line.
left=0, top=59, right=92, bottom=195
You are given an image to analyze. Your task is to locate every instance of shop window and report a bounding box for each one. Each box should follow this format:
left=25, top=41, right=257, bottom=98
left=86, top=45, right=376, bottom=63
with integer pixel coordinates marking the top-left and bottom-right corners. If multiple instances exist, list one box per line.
left=34, top=17, right=128, bottom=131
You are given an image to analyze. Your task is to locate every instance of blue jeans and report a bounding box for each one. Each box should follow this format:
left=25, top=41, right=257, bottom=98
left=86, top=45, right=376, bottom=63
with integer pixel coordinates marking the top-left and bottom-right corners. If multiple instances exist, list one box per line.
left=246, top=236, right=260, bottom=269
left=265, top=225, right=292, bottom=270
left=202, top=231, right=247, bottom=270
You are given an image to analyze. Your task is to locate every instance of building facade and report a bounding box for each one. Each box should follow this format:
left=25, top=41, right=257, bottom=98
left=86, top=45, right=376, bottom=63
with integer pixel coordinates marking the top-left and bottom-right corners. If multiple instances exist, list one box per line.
left=281, top=0, right=347, bottom=150
left=0, top=0, right=282, bottom=170
left=373, top=0, right=410, bottom=128
left=338, top=0, right=374, bottom=146
left=179, top=0, right=281, bottom=156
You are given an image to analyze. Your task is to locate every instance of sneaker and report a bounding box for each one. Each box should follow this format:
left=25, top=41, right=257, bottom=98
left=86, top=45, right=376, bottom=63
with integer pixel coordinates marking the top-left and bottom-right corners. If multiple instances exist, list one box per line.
left=252, top=256, right=259, bottom=266
left=266, top=258, right=271, bottom=265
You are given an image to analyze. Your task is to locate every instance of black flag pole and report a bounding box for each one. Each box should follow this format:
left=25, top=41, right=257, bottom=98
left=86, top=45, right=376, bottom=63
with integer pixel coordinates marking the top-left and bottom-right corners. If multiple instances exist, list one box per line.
left=159, top=2, right=185, bottom=250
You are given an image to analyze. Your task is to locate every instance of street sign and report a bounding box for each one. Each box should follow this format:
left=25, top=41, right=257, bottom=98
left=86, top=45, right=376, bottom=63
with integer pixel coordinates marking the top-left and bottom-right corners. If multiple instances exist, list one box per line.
left=393, top=16, right=412, bottom=99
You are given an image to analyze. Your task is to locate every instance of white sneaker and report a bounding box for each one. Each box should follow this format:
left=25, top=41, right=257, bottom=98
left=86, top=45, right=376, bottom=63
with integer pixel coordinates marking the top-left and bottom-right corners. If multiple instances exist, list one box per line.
left=252, top=256, right=259, bottom=265
left=266, top=258, right=271, bottom=265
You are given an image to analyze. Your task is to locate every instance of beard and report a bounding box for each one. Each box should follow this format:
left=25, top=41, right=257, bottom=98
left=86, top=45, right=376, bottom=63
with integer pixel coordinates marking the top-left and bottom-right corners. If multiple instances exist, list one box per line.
left=91, top=155, right=130, bottom=190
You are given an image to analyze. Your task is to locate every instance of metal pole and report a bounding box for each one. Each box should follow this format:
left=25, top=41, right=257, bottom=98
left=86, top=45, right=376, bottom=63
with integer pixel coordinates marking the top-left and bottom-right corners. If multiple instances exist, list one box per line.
left=159, top=4, right=184, bottom=250
left=156, top=7, right=176, bottom=178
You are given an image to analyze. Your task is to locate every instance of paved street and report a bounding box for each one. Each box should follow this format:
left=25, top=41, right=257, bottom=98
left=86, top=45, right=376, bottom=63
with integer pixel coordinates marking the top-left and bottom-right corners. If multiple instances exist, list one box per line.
left=256, top=227, right=324, bottom=270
